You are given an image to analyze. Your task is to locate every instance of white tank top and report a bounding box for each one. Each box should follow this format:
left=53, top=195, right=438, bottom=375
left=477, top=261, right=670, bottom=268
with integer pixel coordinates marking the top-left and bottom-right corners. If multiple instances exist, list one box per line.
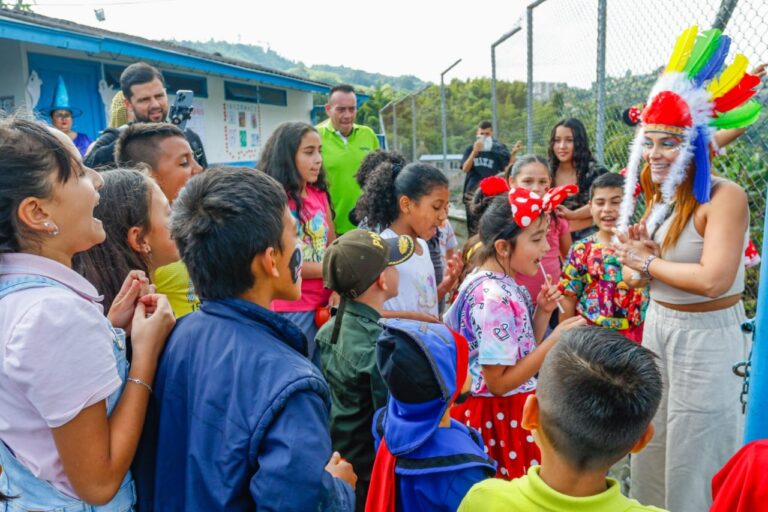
left=650, top=178, right=747, bottom=304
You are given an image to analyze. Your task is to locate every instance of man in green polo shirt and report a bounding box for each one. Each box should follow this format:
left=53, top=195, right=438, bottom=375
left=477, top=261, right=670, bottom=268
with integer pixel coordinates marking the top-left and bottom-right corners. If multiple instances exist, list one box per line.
left=316, top=229, right=415, bottom=510
left=317, top=84, right=380, bottom=234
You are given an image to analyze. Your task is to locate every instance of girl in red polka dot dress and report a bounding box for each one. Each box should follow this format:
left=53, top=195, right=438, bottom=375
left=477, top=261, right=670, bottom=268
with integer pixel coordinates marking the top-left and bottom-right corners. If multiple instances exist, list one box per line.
left=444, top=181, right=586, bottom=479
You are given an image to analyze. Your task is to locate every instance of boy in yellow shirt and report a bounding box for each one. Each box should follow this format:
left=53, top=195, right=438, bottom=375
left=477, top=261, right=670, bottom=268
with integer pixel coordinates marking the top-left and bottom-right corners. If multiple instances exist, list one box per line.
left=459, top=327, right=666, bottom=512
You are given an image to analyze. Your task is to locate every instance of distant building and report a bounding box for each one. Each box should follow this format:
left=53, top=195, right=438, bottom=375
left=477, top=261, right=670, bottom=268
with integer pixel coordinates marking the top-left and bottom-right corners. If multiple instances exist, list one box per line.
left=532, top=81, right=566, bottom=102
left=0, top=8, right=365, bottom=166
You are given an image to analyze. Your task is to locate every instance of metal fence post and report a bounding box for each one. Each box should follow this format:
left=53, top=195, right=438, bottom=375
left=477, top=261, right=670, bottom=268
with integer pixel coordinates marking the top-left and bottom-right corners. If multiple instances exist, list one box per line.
left=441, top=59, right=462, bottom=173
left=745, top=187, right=768, bottom=442
left=712, top=0, right=739, bottom=30
left=526, top=5, right=534, bottom=153
left=595, top=0, right=607, bottom=165
left=491, top=25, right=522, bottom=137
left=411, top=95, right=417, bottom=162
left=392, top=101, right=398, bottom=153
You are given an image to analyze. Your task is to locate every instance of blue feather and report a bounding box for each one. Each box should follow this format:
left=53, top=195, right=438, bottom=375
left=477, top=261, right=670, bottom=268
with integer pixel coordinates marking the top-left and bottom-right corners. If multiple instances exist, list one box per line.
left=693, top=126, right=711, bottom=203
left=693, top=36, right=731, bottom=86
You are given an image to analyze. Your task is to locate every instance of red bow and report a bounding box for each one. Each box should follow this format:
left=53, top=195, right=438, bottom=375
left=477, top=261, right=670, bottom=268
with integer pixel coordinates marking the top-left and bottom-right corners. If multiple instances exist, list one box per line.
left=478, top=176, right=510, bottom=197
left=508, top=184, right=578, bottom=227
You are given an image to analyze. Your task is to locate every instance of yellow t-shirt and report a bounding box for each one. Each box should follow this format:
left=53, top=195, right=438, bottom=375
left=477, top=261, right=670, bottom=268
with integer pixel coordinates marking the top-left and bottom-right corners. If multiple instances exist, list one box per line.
left=458, top=466, right=667, bottom=512
left=153, top=261, right=200, bottom=318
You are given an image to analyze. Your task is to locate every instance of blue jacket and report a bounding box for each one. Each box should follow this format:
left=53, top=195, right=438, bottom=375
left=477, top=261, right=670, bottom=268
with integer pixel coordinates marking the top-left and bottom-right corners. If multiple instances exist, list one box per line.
left=137, top=298, right=354, bottom=511
left=371, top=320, right=496, bottom=512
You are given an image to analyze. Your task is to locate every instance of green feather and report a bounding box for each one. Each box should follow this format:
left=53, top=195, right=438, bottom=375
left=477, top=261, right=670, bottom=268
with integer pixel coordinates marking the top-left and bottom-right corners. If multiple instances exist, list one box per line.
left=710, top=100, right=761, bottom=129
left=683, top=29, right=722, bottom=78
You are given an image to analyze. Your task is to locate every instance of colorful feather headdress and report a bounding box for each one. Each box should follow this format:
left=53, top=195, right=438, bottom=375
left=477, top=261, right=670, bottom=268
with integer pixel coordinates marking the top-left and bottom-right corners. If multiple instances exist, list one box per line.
left=618, top=25, right=762, bottom=234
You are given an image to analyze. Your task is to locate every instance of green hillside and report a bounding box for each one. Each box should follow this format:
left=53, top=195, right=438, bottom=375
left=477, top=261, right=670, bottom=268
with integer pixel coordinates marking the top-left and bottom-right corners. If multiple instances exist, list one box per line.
left=168, top=38, right=429, bottom=93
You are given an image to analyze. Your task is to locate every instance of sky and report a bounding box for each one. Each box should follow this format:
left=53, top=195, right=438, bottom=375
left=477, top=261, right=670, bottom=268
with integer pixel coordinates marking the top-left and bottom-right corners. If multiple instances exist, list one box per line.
left=28, top=0, right=768, bottom=88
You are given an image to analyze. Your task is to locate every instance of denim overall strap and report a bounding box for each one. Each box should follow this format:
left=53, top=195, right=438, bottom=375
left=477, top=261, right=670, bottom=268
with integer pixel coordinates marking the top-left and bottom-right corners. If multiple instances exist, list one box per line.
left=0, top=275, right=135, bottom=511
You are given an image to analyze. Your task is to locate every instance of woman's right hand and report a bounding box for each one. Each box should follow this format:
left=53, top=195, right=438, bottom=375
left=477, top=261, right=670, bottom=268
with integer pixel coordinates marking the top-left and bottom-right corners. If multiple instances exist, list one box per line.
left=130, top=294, right=175, bottom=363
left=548, top=316, right=587, bottom=343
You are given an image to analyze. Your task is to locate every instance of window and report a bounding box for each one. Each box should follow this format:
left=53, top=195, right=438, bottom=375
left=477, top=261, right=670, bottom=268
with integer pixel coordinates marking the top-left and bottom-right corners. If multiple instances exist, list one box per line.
left=103, top=64, right=208, bottom=98
left=224, top=81, right=287, bottom=107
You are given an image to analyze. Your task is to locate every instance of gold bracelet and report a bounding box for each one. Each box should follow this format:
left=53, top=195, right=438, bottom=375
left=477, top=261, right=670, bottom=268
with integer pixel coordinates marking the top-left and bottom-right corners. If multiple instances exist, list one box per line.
left=127, top=377, right=153, bottom=394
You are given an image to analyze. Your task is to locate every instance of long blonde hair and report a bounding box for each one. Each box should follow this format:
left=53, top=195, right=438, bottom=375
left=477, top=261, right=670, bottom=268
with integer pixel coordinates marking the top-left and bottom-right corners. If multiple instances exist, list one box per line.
left=640, top=161, right=702, bottom=252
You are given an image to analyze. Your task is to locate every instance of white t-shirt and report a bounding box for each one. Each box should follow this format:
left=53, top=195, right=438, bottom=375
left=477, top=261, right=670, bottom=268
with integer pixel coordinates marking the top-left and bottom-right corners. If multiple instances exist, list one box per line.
left=381, top=228, right=439, bottom=317
left=0, top=253, right=120, bottom=497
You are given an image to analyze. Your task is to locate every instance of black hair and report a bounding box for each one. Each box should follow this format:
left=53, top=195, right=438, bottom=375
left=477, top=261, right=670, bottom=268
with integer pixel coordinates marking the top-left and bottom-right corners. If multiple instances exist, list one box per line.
left=355, top=149, right=406, bottom=189
left=505, top=154, right=549, bottom=182
left=548, top=118, right=595, bottom=193
left=329, top=84, right=356, bottom=100
left=120, top=62, right=165, bottom=100
left=115, top=122, right=186, bottom=170
left=478, top=120, right=492, bottom=130
left=537, top=327, right=662, bottom=470
left=171, top=167, right=287, bottom=300
left=74, top=168, right=153, bottom=312
left=258, top=122, right=332, bottom=231
left=355, top=162, right=449, bottom=229
left=474, top=195, right=529, bottom=264
left=590, top=172, right=625, bottom=200
left=0, top=114, right=75, bottom=254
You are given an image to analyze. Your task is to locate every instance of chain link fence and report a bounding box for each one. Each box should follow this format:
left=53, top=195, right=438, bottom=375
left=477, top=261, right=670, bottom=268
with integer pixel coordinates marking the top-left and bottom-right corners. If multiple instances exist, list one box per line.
left=379, top=0, right=767, bottom=315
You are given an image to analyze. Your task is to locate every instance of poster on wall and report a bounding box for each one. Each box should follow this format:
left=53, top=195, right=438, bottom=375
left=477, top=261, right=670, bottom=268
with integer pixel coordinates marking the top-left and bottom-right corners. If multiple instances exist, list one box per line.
left=223, top=102, right=261, bottom=162
left=185, top=98, right=206, bottom=143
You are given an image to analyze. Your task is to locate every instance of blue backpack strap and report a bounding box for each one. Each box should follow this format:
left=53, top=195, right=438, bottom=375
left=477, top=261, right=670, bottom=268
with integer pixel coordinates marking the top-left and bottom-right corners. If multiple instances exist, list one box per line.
left=0, top=275, right=68, bottom=299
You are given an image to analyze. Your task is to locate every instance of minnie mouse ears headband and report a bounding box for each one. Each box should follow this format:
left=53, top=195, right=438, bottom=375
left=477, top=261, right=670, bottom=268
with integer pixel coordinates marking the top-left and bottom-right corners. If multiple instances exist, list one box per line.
left=477, top=176, right=578, bottom=231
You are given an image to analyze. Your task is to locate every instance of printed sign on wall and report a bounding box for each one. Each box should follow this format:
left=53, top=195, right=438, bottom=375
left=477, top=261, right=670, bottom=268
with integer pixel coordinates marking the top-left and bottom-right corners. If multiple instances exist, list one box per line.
left=223, top=102, right=261, bottom=161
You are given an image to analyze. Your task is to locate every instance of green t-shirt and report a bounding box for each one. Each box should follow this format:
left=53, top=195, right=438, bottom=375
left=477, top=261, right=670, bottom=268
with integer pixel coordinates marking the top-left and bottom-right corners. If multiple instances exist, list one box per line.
left=316, top=121, right=379, bottom=234
left=458, top=466, right=667, bottom=512
left=153, top=260, right=200, bottom=318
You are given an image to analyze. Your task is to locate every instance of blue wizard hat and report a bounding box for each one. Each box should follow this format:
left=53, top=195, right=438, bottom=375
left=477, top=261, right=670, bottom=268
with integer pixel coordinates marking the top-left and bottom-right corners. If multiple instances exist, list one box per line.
left=46, top=76, right=82, bottom=117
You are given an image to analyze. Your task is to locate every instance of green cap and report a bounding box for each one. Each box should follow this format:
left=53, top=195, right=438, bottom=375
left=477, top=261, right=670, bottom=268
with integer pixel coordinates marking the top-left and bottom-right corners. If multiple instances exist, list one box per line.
left=323, top=229, right=415, bottom=299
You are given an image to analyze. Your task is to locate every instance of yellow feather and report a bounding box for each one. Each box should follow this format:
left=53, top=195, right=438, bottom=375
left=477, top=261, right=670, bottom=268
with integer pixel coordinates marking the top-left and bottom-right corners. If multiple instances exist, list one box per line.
left=708, top=54, right=748, bottom=99
left=665, top=26, right=699, bottom=73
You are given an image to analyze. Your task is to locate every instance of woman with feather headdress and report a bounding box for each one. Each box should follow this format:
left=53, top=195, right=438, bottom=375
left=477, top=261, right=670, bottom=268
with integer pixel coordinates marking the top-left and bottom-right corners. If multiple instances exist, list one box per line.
left=613, top=26, right=762, bottom=512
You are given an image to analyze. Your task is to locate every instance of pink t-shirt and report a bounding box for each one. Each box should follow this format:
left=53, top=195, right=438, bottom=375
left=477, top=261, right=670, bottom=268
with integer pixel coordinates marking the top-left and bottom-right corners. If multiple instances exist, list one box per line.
left=272, top=186, right=333, bottom=312
left=444, top=270, right=537, bottom=397
left=0, top=253, right=120, bottom=497
left=515, top=214, right=569, bottom=301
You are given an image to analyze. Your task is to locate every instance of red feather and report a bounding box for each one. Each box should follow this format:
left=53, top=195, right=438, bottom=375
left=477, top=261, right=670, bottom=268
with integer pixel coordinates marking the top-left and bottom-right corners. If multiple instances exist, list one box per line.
left=478, top=176, right=510, bottom=197
left=713, top=73, right=761, bottom=114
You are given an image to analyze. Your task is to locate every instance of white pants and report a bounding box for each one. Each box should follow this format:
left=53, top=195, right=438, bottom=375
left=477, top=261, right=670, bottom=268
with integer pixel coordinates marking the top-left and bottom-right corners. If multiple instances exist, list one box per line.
left=630, top=300, right=750, bottom=512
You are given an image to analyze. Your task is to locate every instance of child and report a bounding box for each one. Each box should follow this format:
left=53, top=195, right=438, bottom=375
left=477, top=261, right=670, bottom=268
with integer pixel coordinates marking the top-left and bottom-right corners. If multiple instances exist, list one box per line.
left=261, top=122, right=336, bottom=360
left=76, top=168, right=179, bottom=313
left=143, top=168, right=356, bottom=510
left=367, top=319, right=497, bottom=512
left=355, top=162, right=456, bottom=322
left=316, top=229, right=415, bottom=510
left=506, top=155, right=572, bottom=302
left=559, top=172, right=648, bottom=343
left=458, top=327, right=666, bottom=512
left=444, top=187, right=585, bottom=480
left=115, top=122, right=204, bottom=318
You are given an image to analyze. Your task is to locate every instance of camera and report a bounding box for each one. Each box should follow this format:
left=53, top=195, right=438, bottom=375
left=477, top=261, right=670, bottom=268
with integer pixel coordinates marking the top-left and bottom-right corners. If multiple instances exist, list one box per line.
left=169, top=89, right=194, bottom=130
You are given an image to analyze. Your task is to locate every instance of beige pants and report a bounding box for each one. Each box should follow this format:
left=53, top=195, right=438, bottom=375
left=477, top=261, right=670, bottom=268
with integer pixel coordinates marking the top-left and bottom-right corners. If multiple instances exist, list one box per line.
left=630, top=300, right=750, bottom=512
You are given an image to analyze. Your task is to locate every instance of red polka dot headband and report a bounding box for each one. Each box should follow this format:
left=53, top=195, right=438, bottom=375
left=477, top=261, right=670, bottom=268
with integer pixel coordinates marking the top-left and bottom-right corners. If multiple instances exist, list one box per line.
left=508, top=184, right=578, bottom=227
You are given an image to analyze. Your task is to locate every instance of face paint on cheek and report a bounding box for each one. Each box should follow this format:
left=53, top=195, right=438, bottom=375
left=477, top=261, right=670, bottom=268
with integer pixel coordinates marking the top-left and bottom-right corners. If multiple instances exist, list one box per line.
left=289, top=245, right=303, bottom=283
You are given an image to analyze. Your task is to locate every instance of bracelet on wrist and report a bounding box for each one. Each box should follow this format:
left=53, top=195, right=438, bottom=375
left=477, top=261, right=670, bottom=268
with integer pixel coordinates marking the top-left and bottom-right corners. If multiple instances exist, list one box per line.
left=127, top=377, right=153, bottom=394
left=641, top=255, right=657, bottom=279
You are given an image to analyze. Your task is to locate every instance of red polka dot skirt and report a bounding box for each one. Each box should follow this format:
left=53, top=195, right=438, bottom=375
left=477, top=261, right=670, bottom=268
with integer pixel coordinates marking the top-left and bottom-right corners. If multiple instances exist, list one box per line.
left=451, top=391, right=541, bottom=480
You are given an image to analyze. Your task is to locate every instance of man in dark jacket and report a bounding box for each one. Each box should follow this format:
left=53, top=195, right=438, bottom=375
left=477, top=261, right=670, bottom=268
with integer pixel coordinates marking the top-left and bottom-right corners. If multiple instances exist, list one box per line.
left=138, top=167, right=356, bottom=511
left=84, top=62, right=207, bottom=170
left=460, top=121, right=510, bottom=235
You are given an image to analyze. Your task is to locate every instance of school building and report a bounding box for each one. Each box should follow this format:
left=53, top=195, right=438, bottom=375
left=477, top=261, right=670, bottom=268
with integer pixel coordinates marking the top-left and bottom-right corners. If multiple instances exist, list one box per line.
left=0, top=8, right=343, bottom=166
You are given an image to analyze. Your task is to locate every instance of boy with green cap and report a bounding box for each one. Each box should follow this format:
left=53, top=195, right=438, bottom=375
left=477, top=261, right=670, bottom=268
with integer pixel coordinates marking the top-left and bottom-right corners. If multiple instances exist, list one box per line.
left=317, top=229, right=415, bottom=510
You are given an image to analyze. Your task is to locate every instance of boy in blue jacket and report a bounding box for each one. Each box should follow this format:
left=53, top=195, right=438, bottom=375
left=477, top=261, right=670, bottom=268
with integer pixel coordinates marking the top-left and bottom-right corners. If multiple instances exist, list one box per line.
left=366, top=320, right=496, bottom=511
left=141, top=167, right=356, bottom=511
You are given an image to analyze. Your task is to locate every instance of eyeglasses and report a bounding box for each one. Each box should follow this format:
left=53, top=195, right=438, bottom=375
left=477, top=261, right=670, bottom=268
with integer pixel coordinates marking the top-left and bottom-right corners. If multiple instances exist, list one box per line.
left=52, top=112, right=72, bottom=119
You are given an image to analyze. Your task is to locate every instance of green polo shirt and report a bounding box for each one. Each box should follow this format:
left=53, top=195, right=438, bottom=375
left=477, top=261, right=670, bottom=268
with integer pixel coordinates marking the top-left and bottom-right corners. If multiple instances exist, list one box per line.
left=316, top=120, right=380, bottom=234
left=316, top=300, right=388, bottom=490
